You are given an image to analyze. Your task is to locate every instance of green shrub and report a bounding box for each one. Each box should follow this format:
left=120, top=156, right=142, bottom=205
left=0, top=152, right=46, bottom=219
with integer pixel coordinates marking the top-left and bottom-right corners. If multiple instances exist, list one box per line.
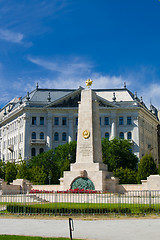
left=6, top=203, right=131, bottom=214
left=113, top=167, right=137, bottom=184
left=137, top=153, right=157, bottom=183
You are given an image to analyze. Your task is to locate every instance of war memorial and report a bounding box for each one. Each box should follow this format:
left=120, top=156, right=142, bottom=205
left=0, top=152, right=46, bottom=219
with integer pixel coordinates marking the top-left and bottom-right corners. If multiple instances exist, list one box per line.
left=60, top=79, right=118, bottom=191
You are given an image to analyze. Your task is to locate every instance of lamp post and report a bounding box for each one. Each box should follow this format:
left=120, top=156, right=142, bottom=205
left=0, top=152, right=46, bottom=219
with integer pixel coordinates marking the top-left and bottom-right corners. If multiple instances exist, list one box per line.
left=48, top=175, right=51, bottom=185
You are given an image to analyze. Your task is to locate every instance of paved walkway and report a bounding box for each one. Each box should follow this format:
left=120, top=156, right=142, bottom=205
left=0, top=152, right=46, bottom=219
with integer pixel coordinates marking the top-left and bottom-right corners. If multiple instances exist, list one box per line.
left=0, top=218, right=160, bottom=240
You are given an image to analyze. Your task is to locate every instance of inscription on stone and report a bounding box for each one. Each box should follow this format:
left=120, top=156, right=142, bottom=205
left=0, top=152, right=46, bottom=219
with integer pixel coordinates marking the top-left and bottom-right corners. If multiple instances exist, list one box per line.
left=80, top=146, right=92, bottom=156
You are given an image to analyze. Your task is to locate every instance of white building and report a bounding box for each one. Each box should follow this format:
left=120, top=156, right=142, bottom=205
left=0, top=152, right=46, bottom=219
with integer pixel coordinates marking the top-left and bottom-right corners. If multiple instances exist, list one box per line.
left=0, top=83, right=159, bottom=164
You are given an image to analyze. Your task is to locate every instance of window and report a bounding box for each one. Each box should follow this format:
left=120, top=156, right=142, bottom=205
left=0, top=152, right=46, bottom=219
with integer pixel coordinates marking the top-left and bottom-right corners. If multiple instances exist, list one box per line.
left=32, top=132, right=36, bottom=139
left=100, top=117, right=101, bottom=125
left=62, top=132, right=67, bottom=141
left=76, top=132, right=77, bottom=141
left=62, top=117, right=67, bottom=125
left=54, top=132, right=59, bottom=141
left=40, top=117, right=44, bottom=125
left=31, top=148, right=36, bottom=157
left=127, top=132, right=132, bottom=140
left=127, top=116, right=132, bottom=125
left=40, top=132, right=44, bottom=140
left=119, top=132, right=124, bottom=139
left=32, top=117, right=36, bottom=125
left=119, top=117, right=123, bottom=125
left=39, top=148, right=44, bottom=154
left=104, top=117, right=109, bottom=125
left=105, top=132, right=109, bottom=139
left=76, top=117, right=78, bottom=126
left=54, top=117, right=59, bottom=125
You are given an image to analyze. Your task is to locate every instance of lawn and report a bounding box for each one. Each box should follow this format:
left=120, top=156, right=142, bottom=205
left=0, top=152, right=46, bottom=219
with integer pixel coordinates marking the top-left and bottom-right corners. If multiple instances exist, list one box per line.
left=0, top=236, right=82, bottom=240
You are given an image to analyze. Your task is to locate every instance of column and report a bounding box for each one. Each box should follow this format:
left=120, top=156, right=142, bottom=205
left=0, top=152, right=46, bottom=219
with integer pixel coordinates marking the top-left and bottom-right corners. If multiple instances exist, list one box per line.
left=46, top=112, right=52, bottom=150
left=110, top=112, right=117, bottom=139
left=17, top=118, right=20, bottom=160
left=6, top=126, right=9, bottom=162
left=23, top=113, right=30, bottom=160
left=68, top=113, right=74, bottom=142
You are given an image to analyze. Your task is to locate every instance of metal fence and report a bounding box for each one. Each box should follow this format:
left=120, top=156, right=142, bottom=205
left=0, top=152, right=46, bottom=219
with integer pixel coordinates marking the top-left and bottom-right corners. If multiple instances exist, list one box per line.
left=1, top=190, right=160, bottom=215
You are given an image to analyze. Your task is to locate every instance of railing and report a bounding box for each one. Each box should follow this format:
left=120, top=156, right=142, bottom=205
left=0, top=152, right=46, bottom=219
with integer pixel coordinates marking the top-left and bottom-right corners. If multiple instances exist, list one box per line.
left=30, top=139, right=46, bottom=145
left=0, top=190, right=160, bottom=215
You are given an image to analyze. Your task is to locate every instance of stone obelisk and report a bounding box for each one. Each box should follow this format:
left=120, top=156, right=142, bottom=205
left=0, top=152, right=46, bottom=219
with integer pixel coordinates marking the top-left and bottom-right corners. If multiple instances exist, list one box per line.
left=60, top=80, right=114, bottom=191
left=75, top=79, right=107, bottom=169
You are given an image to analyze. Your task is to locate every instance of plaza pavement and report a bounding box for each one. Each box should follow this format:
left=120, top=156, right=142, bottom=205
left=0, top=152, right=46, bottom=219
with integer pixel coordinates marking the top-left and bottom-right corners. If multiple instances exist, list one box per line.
left=0, top=218, right=160, bottom=240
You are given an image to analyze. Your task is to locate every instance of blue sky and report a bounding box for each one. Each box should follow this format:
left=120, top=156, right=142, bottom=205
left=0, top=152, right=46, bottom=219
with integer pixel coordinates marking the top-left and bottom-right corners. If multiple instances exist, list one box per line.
left=0, top=0, right=160, bottom=108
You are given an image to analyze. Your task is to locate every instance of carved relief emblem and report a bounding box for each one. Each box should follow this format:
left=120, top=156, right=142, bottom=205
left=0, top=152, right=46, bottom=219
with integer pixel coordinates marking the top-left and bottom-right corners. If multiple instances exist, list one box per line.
left=82, top=130, right=90, bottom=139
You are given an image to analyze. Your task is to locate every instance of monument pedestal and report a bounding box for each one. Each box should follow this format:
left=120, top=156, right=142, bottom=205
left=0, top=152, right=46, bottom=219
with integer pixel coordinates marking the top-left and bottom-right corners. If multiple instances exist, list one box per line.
left=60, top=86, right=118, bottom=191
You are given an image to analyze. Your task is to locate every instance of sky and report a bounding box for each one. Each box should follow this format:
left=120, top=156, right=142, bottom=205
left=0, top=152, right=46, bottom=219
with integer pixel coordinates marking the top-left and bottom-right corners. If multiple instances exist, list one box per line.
left=0, top=0, right=160, bottom=109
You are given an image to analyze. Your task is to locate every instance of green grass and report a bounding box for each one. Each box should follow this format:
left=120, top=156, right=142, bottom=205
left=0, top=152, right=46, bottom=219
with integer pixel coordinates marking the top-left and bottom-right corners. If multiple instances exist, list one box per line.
left=0, top=236, right=82, bottom=240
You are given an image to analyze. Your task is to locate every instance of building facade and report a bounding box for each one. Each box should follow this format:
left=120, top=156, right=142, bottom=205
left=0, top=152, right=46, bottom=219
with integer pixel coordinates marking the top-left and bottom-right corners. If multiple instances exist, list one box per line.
left=0, top=84, right=159, bottom=165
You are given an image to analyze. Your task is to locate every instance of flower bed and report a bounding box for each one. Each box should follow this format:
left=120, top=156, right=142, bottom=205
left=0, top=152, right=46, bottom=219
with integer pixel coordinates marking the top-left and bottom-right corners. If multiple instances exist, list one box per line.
left=30, top=188, right=100, bottom=194
left=30, top=189, right=54, bottom=194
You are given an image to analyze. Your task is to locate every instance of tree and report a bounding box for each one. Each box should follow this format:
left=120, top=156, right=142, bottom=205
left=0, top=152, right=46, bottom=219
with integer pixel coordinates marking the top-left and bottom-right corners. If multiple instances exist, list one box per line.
left=28, top=149, right=57, bottom=184
left=16, top=160, right=30, bottom=179
left=0, top=161, right=5, bottom=179
left=53, top=141, right=77, bottom=180
left=5, top=162, right=17, bottom=183
left=113, top=167, right=137, bottom=184
left=102, top=138, right=138, bottom=171
left=28, top=141, right=77, bottom=184
left=137, top=153, right=157, bottom=183
left=29, top=166, right=47, bottom=185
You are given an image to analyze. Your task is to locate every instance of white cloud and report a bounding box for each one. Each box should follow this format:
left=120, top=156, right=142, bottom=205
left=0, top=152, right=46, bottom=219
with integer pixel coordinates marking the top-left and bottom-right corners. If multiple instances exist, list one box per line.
left=139, top=83, right=160, bottom=109
left=28, top=56, right=92, bottom=75
left=0, top=29, right=23, bottom=43
left=1, top=55, right=160, bottom=110
left=27, top=56, right=131, bottom=90
left=90, top=74, right=126, bottom=89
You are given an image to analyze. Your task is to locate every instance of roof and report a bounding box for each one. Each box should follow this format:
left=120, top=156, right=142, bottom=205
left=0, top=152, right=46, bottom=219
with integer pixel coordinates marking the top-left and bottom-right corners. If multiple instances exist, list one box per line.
left=0, top=86, right=158, bottom=122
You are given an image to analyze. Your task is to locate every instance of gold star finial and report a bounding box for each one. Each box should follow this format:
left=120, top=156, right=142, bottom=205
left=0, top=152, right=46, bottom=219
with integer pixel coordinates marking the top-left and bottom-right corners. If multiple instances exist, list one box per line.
left=85, top=79, right=93, bottom=88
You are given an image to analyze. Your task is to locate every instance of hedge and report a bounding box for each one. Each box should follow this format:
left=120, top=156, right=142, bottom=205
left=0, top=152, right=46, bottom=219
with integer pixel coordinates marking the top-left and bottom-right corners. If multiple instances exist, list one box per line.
left=6, top=203, right=131, bottom=214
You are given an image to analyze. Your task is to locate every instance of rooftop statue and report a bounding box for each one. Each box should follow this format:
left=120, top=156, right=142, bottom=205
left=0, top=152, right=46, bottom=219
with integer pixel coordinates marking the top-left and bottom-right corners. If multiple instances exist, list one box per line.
left=85, top=79, right=93, bottom=88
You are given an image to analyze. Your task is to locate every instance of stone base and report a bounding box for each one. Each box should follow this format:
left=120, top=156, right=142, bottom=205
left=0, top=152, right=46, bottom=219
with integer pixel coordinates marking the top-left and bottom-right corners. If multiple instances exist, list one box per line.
left=60, top=162, right=118, bottom=191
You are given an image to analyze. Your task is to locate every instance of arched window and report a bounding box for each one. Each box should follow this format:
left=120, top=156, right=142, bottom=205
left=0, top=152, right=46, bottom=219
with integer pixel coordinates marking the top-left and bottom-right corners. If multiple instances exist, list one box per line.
left=105, top=132, right=109, bottom=139
left=119, top=132, right=124, bottom=139
left=127, top=132, right=132, bottom=140
left=62, top=132, right=67, bottom=141
left=39, top=148, right=44, bottom=154
left=76, top=132, right=77, bottom=141
left=31, top=148, right=36, bottom=157
left=32, top=132, right=36, bottom=139
left=40, top=132, right=44, bottom=139
left=54, top=132, right=59, bottom=141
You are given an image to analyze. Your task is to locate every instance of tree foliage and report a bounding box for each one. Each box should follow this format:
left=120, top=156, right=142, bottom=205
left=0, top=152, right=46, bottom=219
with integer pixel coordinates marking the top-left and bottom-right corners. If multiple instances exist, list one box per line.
left=0, top=161, right=5, bottom=179
left=5, top=162, right=17, bottom=183
left=29, top=166, right=47, bottom=185
left=113, top=167, right=137, bottom=184
left=53, top=141, right=77, bottom=180
left=102, top=138, right=138, bottom=171
left=28, top=141, right=77, bottom=184
left=16, top=161, right=30, bottom=179
left=137, top=153, right=157, bottom=183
